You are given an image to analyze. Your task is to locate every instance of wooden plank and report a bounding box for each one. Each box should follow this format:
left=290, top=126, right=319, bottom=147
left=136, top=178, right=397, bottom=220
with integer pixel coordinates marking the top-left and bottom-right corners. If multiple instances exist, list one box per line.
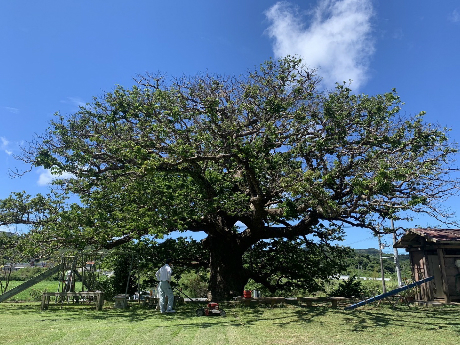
left=329, top=297, right=347, bottom=308
left=260, top=297, right=285, bottom=307
left=41, top=291, right=104, bottom=310
left=41, top=293, right=48, bottom=310
left=297, top=296, right=347, bottom=308
left=438, top=248, right=450, bottom=303
left=297, top=297, right=319, bottom=307
left=421, top=251, right=429, bottom=301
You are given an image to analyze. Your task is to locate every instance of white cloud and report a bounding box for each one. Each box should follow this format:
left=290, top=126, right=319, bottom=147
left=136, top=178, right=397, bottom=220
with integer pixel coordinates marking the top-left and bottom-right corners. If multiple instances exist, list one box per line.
left=37, top=167, right=75, bottom=186
left=4, top=107, right=19, bottom=114
left=449, top=9, right=460, bottom=23
left=0, top=136, right=13, bottom=155
left=392, top=28, right=404, bottom=40
left=265, top=0, right=375, bottom=90
left=61, top=97, right=86, bottom=109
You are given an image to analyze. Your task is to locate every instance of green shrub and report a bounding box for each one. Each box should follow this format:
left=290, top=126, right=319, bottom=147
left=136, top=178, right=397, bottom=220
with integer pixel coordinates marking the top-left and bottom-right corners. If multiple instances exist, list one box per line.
left=328, top=276, right=364, bottom=298
left=97, top=275, right=116, bottom=301
left=178, top=271, right=208, bottom=298
left=29, top=288, right=45, bottom=301
left=7, top=267, right=44, bottom=281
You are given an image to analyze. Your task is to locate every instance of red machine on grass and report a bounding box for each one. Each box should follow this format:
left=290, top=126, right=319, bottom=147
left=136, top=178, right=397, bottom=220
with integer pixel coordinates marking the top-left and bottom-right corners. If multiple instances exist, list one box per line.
left=195, top=302, right=226, bottom=317
left=173, top=286, right=227, bottom=317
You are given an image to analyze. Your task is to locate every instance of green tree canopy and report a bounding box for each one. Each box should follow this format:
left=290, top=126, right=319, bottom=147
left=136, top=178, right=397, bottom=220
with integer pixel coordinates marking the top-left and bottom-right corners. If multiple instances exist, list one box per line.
left=4, top=57, right=458, bottom=299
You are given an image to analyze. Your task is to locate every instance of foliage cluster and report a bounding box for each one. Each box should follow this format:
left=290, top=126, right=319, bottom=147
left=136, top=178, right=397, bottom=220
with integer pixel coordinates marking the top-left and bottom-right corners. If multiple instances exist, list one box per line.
left=328, top=275, right=365, bottom=298
left=177, top=271, right=209, bottom=298
left=1, top=266, right=60, bottom=282
left=344, top=249, right=411, bottom=280
left=96, top=234, right=351, bottom=298
left=243, top=235, right=352, bottom=295
left=1, top=57, right=458, bottom=299
left=1, top=232, right=27, bottom=294
left=100, top=253, right=138, bottom=299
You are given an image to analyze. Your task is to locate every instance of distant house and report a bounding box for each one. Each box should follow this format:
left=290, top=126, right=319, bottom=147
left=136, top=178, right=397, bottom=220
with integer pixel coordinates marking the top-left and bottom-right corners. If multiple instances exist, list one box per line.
left=394, top=228, right=460, bottom=303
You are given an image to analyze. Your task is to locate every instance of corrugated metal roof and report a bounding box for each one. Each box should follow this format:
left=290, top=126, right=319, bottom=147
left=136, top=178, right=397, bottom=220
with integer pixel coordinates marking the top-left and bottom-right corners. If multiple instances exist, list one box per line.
left=394, top=228, right=460, bottom=248
left=410, top=228, right=460, bottom=242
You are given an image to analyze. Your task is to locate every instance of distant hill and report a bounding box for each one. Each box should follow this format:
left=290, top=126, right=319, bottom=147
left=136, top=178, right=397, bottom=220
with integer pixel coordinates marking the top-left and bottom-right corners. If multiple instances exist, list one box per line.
left=345, top=248, right=411, bottom=278
left=354, top=248, right=380, bottom=256
left=355, top=248, right=408, bottom=256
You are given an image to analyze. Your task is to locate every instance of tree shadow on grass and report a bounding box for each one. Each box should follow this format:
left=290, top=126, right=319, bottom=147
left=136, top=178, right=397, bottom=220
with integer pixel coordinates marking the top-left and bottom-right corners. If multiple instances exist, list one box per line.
left=341, top=305, right=460, bottom=334
left=293, top=305, right=331, bottom=324
left=0, top=302, right=44, bottom=314
left=0, top=301, right=309, bottom=329
left=2, top=301, right=460, bottom=335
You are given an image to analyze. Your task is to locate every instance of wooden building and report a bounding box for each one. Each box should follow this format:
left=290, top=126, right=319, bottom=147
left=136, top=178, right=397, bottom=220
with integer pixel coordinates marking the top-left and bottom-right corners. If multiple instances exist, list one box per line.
left=394, top=228, right=460, bottom=303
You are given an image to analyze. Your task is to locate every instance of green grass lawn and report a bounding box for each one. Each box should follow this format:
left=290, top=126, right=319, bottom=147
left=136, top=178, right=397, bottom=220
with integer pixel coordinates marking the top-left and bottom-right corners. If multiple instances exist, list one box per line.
left=0, top=301, right=459, bottom=345
left=3, top=280, right=83, bottom=301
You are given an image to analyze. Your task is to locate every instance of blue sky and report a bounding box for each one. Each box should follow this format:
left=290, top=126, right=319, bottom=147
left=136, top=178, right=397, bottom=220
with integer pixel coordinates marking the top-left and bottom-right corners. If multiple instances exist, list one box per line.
left=1, top=0, right=460, bottom=251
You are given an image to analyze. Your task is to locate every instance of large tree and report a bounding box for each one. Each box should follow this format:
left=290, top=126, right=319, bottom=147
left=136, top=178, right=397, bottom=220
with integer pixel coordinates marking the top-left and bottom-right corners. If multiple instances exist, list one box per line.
left=9, top=57, right=458, bottom=299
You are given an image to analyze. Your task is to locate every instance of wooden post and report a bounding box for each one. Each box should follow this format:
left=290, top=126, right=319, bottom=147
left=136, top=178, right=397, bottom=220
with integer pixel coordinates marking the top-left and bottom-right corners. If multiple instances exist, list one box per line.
left=391, top=220, right=402, bottom=287
left=96, top=292, right=104, bottom=311
left=420, top=246, right=429, bottom=301
left=41, top=294, right=47, bottom=310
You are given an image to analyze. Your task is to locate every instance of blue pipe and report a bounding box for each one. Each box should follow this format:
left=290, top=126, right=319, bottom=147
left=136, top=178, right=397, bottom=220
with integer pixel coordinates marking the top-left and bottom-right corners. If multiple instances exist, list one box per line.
left=344, top=276, right=434, bottom=311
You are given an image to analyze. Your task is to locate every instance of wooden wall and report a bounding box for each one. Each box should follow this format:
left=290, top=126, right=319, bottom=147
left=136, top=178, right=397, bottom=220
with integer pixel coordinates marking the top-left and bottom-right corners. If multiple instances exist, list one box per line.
left=409, top=250, right=427, bottom=300
left=408, top=247, right=460, bottom=302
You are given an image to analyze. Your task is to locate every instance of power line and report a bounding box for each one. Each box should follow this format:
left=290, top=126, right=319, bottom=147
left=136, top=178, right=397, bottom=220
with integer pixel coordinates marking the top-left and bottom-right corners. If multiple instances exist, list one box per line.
left=345, top=236, right=375, bottom=246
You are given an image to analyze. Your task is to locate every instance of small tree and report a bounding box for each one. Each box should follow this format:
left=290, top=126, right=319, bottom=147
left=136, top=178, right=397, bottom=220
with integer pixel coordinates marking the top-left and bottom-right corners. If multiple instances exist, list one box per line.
left=0, top=231, right=27, bottom=294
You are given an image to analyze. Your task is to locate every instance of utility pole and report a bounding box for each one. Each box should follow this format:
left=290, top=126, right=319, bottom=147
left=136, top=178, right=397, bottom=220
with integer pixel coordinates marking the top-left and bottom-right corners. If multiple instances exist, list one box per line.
left=392, top=219, right=403, bottom=287
left=377, top=233, right=387, bottom=294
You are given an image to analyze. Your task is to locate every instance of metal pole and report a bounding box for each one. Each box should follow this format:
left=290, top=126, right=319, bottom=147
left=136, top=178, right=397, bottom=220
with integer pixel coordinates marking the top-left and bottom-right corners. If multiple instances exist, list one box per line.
left=125, top=253, right=133, bottom=296
left=137, top=253, right=141, bottom=305
left=82, top=254, right=85, bottom=292
left=392, top=220, right=403, bottom=287
left=378, top=233, right=387, bottom=294
left=345, top=276, right=434, bottom=310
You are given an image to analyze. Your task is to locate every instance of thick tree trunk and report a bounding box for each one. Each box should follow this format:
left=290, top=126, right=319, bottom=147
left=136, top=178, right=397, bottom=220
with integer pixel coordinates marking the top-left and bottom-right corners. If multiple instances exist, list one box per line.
left=205, top=232, right=248, bottom=301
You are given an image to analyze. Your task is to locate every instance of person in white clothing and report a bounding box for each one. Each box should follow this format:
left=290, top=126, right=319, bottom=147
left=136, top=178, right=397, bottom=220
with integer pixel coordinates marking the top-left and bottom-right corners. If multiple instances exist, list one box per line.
left=155, top=258, right=175, bottom=313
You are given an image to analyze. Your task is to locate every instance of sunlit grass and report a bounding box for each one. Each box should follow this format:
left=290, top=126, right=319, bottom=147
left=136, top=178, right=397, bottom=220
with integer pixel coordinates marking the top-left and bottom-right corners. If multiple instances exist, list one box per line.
left=0, top=301, right=458, bottom=345
left=3, top=280, right=83, bottom=301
